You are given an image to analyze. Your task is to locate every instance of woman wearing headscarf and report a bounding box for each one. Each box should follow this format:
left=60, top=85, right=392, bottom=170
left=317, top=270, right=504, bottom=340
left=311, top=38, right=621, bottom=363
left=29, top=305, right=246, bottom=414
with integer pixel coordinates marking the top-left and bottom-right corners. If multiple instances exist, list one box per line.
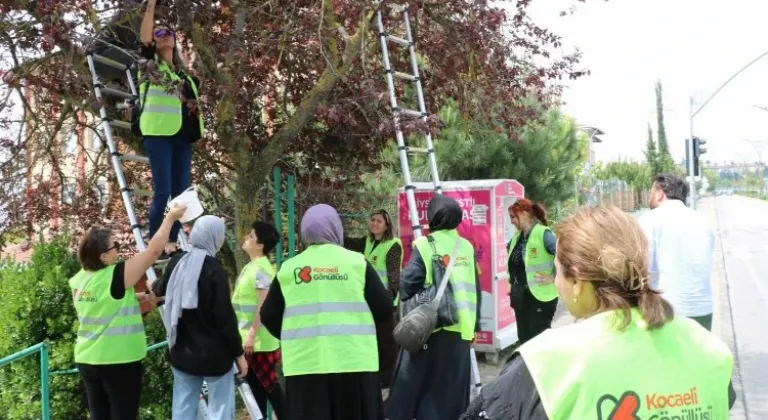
left=386, top=195, right=482, bottom=420
left=151, top=216, right=248, bottom=420
left=259, top=204, right=393, bottom=420
left=461, top=206, right=736, bottom=420
left=344, top=209, right=402, bottom=389
left=507, top=199, right=557, bottom=345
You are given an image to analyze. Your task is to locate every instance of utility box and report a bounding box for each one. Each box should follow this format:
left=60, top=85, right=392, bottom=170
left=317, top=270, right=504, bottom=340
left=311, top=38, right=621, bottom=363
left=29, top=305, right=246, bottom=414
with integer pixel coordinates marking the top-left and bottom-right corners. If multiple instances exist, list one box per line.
left=398, top=179, right=525, bottom=363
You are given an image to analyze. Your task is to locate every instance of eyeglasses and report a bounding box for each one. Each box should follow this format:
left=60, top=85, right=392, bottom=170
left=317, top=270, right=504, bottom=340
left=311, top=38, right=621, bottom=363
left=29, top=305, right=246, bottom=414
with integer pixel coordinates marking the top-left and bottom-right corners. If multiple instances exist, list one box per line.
left=105, top=241, right=120, bottom=252
left=154, top=29, right=175, bottom=38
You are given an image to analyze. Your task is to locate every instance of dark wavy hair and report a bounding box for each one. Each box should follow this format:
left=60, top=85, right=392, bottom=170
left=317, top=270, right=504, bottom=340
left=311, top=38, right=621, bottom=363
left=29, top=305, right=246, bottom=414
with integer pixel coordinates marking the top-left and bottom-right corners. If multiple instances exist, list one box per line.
left=368, top=209, right=394, bottom=241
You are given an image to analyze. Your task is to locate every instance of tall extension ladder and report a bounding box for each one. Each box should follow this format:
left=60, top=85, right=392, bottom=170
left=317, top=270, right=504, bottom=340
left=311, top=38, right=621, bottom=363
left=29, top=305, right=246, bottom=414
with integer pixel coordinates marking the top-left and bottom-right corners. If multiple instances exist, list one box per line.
left=376, top=4, right=483, bottom=400
left=84, top=48, right=264, bottom=420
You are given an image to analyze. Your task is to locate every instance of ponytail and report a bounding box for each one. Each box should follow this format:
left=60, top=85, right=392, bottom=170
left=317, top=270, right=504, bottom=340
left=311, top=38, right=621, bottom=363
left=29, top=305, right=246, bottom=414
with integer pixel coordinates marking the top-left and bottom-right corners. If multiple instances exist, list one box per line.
left=637, top=287, right=674, bottom=330
left=532, top=203, right=549, bottom=226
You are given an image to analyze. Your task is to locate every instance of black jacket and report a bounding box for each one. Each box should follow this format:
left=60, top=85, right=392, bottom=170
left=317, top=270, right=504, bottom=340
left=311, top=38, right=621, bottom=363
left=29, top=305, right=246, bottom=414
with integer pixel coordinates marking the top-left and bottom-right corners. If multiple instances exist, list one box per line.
left=153, top=253, right=243, bottom=376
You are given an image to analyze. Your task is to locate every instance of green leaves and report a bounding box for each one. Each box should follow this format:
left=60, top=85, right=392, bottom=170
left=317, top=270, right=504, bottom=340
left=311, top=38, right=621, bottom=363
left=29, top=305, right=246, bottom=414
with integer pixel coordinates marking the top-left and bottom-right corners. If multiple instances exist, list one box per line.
left=0, top=237, right=172, bottom=419
left=368, top=99, right=587, bottom=210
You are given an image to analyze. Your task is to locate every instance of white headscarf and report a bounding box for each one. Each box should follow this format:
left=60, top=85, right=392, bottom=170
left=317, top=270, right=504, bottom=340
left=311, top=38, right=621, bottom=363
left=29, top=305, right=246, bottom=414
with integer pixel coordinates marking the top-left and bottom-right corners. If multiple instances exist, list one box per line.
left=164, top=216, right=226, bottom=349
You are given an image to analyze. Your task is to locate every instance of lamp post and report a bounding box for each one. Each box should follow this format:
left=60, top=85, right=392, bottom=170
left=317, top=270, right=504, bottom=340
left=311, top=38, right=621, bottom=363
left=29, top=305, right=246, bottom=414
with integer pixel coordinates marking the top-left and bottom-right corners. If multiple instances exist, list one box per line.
left=688, top=49, right=768, bottom=209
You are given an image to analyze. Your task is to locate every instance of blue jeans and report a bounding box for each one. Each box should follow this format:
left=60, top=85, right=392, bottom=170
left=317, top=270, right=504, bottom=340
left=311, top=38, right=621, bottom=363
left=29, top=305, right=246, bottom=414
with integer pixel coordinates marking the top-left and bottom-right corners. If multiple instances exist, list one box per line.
left=171, top=367, right=235, bottom=420
left=143, top=135, right=192, bottom=243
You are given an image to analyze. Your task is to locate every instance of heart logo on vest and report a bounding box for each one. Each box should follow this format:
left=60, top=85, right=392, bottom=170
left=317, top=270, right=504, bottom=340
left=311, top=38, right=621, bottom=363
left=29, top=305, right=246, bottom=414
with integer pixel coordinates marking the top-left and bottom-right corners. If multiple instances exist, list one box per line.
left=442, top=255, right=450, bottom=267
left=293, top=266, right=312, bottom=284
left=596, top=391, right=640, bottom=420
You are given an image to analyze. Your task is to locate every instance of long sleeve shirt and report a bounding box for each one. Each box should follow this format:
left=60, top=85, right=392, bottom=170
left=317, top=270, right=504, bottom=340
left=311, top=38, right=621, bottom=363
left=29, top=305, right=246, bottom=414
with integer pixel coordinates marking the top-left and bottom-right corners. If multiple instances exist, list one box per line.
left=638, top=200, right=715, bottom=317
left=152, top=253, right=243, bottom=376
left=507, top=223, right=556, bottom=286
left=259, top=261, right=394, bottom=339
left=345, top=236, right=403, bottom=301
left=399, top=246, right=483, bottom=333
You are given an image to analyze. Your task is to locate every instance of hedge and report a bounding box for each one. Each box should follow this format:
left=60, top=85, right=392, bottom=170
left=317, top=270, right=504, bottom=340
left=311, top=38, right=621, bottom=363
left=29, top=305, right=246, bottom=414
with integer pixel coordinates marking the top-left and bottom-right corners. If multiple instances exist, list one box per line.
left=0, top=237, right=173, bottom=419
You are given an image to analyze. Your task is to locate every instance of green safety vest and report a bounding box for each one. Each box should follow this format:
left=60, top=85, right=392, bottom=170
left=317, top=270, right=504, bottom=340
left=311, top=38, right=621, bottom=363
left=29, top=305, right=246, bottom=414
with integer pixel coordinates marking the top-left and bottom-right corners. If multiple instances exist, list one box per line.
left=138, top=59, right=204, bottom=137
left=232, top=256, right=280, bottom=352
left=518, top=308, right=733, bottom=420
left=69, top=266, right=147, bottom=365
left=277, top=244, right=378, bottom=376
left=363, top=236, right=402, bottom=306
left=509, top=223, right=558, bottom=302
left=413, top=229, right=477, bottom=341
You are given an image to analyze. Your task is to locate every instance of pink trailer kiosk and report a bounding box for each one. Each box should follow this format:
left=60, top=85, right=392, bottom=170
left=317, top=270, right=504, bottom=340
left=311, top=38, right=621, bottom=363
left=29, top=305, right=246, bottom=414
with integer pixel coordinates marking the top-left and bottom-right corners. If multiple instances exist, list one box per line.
left=398, top=179, right=525, bottom=363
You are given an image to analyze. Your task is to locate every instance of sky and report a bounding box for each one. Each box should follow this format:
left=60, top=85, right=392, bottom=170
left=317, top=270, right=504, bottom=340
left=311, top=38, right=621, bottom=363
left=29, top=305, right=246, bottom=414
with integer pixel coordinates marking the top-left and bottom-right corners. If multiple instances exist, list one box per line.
left=512, top=0, right=768, bottom=165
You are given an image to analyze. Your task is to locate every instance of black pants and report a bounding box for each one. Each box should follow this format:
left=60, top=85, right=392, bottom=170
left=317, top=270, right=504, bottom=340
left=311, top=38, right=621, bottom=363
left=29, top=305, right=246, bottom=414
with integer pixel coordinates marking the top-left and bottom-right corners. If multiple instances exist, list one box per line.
left=510, top=283, right=558, bottom=344
left=246, top=369, right=287, bottom=419
left=77, top=361, right=143, bottom=420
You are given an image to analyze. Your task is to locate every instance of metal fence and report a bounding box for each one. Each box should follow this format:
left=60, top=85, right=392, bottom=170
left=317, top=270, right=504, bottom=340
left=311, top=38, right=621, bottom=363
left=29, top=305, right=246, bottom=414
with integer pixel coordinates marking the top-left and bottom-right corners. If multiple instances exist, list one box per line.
left=578, top=179, right=649, bottom=212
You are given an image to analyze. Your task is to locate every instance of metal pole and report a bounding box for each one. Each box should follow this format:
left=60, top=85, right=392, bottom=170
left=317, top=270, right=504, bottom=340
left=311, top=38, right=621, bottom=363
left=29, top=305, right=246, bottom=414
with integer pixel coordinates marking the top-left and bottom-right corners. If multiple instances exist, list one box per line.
left=287, top=175, right=296, bottom=258
left=40, top=343, right=50, bottom=420
left=688, top=97, right=697, bottom=209
left=273, top=167, right=283, bottom=268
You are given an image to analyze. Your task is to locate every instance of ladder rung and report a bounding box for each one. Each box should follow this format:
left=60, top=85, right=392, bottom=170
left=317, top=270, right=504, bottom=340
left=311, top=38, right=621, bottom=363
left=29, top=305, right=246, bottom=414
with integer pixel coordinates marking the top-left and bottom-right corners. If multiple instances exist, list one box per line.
left=407, top=147, right=429, bottom=155
left=397, top=108, right=423, bottom=118
left=386, top=34, right=409, bottom=46
left=91, top=53, right=130, bottom=71
left=121, top=155, right=149, bottom=164
left=109, top=120, right=132, bottom=130
left=393, top=71, right=417, bottom=82
left=101, top=86, right=134, bottom=100
left=132, top=188, right=153, bottom=197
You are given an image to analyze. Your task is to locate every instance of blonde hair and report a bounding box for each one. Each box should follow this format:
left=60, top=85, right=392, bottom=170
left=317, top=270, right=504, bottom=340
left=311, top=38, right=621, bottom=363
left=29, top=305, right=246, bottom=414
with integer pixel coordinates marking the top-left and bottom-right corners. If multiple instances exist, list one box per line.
left=556, top=206, right=673, bottom=330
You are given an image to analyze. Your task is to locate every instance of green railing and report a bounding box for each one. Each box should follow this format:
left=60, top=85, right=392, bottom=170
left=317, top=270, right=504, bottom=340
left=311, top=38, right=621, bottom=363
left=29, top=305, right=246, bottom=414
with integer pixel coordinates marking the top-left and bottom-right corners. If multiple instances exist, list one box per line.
left=3, top=339, right=273, bottom=419
left=0, top=342, right=51, bottom=419
left=273, top=167, right=297, bottom=267
left=0, top=341, right=167, bottom=420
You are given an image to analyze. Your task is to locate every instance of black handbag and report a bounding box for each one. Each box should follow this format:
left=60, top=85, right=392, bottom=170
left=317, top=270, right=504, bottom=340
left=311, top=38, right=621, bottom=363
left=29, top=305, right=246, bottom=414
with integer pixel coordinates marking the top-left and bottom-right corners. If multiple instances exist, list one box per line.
left=393, top=238, right=461, bottom=353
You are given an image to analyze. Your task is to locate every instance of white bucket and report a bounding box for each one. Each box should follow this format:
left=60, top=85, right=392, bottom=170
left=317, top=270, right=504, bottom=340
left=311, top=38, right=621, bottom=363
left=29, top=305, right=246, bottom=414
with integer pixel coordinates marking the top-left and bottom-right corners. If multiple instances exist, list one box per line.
left=169, top=186, right=204, bottom=223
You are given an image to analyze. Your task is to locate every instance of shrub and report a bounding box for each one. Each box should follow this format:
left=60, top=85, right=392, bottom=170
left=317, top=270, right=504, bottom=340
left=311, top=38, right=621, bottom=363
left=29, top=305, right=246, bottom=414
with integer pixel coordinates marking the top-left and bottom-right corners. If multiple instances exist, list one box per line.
left=0, top=236, right=172, bottom=419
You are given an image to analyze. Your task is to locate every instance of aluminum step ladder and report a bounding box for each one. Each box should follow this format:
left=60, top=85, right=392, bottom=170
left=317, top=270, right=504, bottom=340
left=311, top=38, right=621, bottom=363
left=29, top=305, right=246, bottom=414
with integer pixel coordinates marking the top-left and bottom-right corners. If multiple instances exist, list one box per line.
left=84, top=49, right=264, bottom=420
left=376, top=4, right=483, bottom=401
left=376, top=4, right=441, bottom=240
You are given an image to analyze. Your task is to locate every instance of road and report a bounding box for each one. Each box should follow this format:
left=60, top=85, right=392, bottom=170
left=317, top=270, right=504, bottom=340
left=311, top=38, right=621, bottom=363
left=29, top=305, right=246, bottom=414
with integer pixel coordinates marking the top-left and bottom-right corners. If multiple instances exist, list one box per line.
left=704, top=195, right=768, bottom=419
left=476, top=198, right=766, bottom=419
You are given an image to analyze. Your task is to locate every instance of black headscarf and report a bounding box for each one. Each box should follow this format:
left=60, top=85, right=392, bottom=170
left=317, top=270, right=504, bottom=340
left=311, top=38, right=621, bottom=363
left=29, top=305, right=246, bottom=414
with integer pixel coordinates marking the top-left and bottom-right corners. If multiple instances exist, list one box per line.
left=427, top=194, right=462, bottom=232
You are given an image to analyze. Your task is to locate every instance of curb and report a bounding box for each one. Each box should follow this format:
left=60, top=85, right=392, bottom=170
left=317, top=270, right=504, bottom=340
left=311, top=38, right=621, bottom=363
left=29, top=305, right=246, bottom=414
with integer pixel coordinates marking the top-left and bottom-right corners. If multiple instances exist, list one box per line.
left=705, top=197, right=748, bottom=419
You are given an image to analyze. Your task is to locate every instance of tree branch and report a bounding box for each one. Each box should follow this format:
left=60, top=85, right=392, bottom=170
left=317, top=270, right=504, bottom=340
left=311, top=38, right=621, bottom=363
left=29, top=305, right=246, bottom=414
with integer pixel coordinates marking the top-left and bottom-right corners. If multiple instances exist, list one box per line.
left=259, top=9, right=376, bottom=173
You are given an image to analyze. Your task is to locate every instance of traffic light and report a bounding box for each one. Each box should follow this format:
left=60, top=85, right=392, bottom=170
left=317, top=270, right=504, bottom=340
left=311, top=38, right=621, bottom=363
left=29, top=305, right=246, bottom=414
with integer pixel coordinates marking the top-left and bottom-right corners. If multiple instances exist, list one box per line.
left=686, top=137, right=707, bottom=176
left=693, top=137, right=707, bottom=176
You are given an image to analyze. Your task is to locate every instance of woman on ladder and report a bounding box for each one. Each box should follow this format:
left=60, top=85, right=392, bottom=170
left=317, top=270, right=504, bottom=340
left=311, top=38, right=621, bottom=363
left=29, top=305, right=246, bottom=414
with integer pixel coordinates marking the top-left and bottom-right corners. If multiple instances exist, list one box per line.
left=344, top=209, right=402, bottom=391
left=139, top=0, right=204, bottom=260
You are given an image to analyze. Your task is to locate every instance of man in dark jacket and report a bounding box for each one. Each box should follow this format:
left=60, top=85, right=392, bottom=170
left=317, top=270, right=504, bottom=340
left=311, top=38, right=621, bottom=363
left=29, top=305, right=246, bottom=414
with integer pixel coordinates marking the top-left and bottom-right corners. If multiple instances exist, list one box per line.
left=152, top=216, right=246, bottom=420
